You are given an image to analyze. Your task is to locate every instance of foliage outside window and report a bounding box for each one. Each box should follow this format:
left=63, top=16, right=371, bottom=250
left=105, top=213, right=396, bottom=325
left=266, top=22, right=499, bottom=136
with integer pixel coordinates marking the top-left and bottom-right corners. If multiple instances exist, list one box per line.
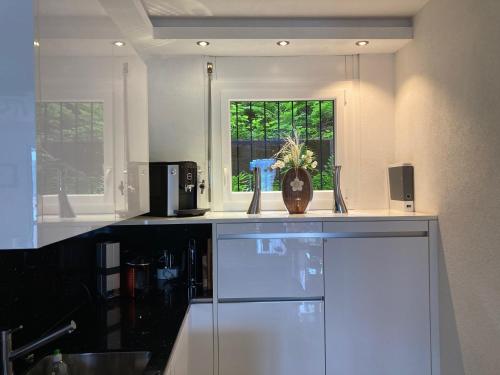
left=230, top=100, right=335, bottom=192
left=37, top=102, right=104, bottom=195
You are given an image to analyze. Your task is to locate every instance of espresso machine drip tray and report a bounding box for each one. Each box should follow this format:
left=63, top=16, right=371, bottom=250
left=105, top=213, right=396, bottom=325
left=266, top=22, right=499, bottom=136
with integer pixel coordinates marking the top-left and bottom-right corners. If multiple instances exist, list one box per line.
left=174, top=208, right=209, bottom=217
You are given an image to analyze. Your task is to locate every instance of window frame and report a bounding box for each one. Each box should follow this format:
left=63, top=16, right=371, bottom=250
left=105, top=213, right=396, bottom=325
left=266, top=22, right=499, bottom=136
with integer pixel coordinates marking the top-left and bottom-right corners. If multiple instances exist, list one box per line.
left=213, top=83, right=350, bottom=211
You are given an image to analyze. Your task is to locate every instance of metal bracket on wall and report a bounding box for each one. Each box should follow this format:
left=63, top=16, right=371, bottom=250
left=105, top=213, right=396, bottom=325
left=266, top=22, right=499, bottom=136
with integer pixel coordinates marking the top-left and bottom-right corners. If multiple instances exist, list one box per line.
left=207, top=62, right=214, bottom=203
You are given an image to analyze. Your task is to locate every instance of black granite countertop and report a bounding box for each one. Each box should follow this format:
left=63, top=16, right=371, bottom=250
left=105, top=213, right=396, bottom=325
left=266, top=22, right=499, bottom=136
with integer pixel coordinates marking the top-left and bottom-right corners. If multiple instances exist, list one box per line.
left=13, top=282, right=191, bottom=375
left=1, top=222, right=213, bottom=375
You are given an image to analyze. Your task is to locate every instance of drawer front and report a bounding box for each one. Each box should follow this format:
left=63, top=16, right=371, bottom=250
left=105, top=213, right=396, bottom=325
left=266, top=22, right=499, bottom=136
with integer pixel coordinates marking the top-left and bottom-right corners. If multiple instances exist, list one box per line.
left=217, top=222, right=322, bottom=236
left=218, top=238, right=324, bottom=300
left=323, top=220, right=428, bottom=234
left=218, top=301, right=325, bottom=375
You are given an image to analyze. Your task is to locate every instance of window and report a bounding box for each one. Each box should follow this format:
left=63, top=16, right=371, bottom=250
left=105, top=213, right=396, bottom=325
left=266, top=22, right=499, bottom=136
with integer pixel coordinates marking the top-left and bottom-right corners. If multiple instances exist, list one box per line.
left=37, top=102, right=104, bottom=195
left=230, top=100, right=335, bottom=192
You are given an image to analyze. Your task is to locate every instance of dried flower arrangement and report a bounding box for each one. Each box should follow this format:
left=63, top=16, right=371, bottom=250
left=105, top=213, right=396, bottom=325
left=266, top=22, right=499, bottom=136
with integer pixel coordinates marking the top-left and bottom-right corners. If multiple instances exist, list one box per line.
left=271, top=132, right=318, bottom=172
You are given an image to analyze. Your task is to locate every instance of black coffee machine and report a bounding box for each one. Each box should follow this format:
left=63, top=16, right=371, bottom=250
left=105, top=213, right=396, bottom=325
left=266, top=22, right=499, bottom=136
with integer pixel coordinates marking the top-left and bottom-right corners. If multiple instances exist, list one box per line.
left=147, top=161, right=208, bottom=217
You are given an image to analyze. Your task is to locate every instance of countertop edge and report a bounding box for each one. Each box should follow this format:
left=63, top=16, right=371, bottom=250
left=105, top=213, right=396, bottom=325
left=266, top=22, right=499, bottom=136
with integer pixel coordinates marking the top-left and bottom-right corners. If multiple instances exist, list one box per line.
left=115, top=210, right=438, bottom=226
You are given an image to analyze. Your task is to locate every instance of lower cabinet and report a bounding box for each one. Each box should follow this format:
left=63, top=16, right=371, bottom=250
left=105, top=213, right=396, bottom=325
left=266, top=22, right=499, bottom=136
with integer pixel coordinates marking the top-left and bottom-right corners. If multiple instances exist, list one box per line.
left=324, top=237, right=431, bottom=375
left=167, top=221, right=436, bottom=375
left=218, top=301, right=325, bottom=375
left=164, top=304, right=213, bottom=375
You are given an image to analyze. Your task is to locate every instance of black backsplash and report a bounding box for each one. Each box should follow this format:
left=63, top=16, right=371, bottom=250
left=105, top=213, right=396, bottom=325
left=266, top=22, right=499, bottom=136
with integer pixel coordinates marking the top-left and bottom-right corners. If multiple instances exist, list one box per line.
left=0, top=223, right=212, bottom=374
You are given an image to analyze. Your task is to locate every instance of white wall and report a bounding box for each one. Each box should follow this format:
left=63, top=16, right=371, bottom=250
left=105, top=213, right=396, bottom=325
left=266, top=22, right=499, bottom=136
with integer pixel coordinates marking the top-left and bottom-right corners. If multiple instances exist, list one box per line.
left=148, top=54, right=396, bottom=210
left=148, top=57, right=209, bottom=207
left=394, top=0, right=500, bottom=374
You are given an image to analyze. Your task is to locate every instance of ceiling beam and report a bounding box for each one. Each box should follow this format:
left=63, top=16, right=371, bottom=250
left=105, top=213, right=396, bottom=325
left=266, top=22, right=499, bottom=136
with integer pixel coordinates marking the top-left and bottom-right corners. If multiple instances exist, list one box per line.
left=98, top=0, right=154, bottom=60
left=151, top=17, right=413, bottom=40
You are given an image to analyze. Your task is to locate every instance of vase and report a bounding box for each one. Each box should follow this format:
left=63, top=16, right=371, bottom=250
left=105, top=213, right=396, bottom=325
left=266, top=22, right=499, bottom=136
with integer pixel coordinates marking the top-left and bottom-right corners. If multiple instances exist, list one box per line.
left=247, top=167, right=261, bottom=214
left=333, top=165, right=348, bottom=213
left=282, top=167, right=313, bottom=214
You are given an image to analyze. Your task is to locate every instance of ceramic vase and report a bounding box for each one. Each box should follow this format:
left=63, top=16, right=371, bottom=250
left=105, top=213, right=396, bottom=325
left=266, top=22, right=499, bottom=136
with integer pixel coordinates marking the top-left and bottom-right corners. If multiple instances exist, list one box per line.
left=281, top=167, right=313, bottom=214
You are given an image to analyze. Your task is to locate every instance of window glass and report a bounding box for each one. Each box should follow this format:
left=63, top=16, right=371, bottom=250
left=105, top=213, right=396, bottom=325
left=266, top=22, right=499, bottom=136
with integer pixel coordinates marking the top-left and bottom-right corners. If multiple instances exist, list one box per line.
left=230, top=100, right=335, bottom=192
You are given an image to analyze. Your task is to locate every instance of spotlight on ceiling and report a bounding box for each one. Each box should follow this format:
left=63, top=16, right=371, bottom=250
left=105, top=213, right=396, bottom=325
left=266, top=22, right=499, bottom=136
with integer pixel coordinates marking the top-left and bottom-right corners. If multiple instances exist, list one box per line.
left=197, top=41, right=210, bottom=47
left=355, top=40, right=370, bottom=46
left=277, top=40, right=290, bottom=46
left=112, top=41, right=126, bottom=47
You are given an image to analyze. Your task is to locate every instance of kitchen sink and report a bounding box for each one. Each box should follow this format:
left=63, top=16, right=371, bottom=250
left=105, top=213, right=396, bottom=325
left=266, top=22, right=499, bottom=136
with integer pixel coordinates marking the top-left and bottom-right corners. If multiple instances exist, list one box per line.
left=25, top=351, right=152, bottom=375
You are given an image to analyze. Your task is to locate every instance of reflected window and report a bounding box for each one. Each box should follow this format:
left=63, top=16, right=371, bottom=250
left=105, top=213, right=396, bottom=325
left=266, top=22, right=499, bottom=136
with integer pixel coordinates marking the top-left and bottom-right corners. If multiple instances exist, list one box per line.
left=256, top=239, right=287, bottom=256
left=37, top=102, right=104, bottom=195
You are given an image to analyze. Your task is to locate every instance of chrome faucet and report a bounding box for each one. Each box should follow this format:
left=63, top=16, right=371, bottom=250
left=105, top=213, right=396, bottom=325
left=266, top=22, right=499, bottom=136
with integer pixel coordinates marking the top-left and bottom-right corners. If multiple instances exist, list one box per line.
left=1, top=321, right=76, bottom=375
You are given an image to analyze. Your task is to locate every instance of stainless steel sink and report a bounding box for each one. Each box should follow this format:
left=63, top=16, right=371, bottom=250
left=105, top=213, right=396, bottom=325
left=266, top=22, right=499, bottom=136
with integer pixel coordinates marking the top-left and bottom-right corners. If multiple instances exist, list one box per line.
left=25, top=351, right=152, bottom=375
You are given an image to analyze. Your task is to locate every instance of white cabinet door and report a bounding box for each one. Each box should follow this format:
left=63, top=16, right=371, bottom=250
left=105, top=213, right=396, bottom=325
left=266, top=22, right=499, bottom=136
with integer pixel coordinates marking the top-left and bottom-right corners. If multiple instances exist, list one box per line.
left=0, top=0, right=149, bottom=249
left=218, top=301, right=325, bottom=375
left=218, top=238, right=323, bottom=300
left=164, top=303, right=213, bottom=375
left=324, top=237, right=431, bottom=375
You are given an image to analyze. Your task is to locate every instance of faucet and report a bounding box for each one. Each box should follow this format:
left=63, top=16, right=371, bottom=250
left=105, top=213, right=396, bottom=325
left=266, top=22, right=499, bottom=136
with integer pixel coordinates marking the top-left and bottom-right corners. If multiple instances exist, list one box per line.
left=1, top=321, right=76, bottom=375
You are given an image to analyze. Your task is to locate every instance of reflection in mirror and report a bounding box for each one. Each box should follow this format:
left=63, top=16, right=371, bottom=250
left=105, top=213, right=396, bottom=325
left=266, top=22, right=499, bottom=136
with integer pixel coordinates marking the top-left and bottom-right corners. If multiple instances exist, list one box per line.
left=37, top=102, right=105, bottom=195
left=37, top=102, right=105, bottom=218
left=35, top=0, right=149, bottom=246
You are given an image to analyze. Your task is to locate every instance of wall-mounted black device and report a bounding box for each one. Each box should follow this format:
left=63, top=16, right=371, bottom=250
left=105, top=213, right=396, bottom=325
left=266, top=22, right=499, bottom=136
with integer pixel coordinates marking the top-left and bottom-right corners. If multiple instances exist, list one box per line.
left=388, top=163, right=415, bottom=212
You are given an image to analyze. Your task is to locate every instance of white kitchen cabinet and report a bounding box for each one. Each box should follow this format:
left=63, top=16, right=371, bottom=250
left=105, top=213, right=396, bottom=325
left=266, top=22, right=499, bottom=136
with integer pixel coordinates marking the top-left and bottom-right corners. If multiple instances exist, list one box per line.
left=0, top=0, right=149, bottom=249
left=164, top=303, right=214, bottom=375
left=324, top=237, right=431, bottom=375
left=218, top=237, right=323, bottom=300
left=218, top=301, right=325, bottom=375
left=217, top=222, right=322, bottom=235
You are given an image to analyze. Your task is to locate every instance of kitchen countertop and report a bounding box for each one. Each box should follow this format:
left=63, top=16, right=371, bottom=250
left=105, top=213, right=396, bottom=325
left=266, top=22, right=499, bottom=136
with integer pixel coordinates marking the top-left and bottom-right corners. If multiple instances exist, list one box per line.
left=15, top=285, right=198, bottom=375
left=116, top=209, right=437, bottom=226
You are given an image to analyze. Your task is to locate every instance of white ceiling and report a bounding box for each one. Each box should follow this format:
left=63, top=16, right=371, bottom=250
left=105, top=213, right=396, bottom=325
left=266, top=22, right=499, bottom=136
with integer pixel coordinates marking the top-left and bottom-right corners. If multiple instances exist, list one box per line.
left=142, top=0, right=430, bottom=18
left=37, top=0, right=425, bottom=57
left=39, top=0, right=107, bottom=16
left=39, top=39, right=136, bottom=57
left=37, top=0, right=137, bottom=57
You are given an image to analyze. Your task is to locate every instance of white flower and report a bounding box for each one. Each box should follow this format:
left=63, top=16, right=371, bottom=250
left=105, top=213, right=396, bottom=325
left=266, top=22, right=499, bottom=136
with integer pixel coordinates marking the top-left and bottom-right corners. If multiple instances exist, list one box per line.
left=290, top=177, right=304, bottom=192
left=301, top=154, right=306, bottom=159
left=306, top=150, right=314, bottom=157
left=283, top=155, right=290, bottom=163
left=272, top=160, right=285, bottom=169
left=311, top=161, right=318, bottom=169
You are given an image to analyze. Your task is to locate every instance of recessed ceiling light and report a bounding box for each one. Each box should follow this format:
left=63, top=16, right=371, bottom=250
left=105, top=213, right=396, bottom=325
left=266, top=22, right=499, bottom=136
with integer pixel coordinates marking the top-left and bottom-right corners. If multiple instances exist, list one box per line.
left=277, top=40, right=290, bottom=46
left=112, top=41, right=126, bottom=47
left=356, top=40, right=370, bottom=46
left=197, top=41, right=210, bottom=47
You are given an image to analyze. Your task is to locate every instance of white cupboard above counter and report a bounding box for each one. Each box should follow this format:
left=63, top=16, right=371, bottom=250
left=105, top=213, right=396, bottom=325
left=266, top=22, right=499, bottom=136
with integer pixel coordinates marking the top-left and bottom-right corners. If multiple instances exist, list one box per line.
left=0, top=0, right=149, bottom=249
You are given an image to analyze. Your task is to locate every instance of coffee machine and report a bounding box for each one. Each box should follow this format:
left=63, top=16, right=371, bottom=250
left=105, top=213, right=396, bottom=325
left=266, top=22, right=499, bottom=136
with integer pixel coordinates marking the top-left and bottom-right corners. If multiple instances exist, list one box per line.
left=147, top=161, right=207, bottom=217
